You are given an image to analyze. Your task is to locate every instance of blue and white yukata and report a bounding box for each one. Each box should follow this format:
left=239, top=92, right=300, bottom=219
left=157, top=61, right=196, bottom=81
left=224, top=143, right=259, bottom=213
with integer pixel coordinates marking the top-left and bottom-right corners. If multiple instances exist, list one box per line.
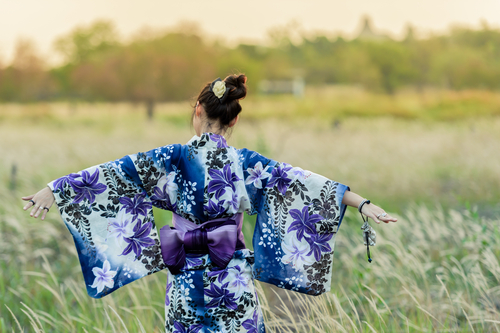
left=49, top=133, right=349, bottom=333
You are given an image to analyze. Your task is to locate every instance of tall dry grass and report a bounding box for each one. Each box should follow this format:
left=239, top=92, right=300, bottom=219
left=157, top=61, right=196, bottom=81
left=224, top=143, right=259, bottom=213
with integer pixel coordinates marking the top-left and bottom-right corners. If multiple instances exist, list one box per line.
left=2, top=189, right=499, bottom=332
left=1, top=96, right=500, bottom=332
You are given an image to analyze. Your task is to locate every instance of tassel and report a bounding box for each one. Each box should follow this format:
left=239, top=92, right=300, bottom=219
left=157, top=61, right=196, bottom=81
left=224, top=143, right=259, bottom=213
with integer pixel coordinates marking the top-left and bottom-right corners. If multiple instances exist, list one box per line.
left=360, top=214, right=375, bottom=263
left=365, top=232, right=372, bottom=263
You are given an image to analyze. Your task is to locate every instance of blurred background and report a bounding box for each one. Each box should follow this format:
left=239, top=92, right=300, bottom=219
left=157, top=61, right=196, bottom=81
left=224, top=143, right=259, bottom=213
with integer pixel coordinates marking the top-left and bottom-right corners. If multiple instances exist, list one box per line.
left=1, top=1, right=500, bottom=332
left=1, top=0, right=500, bottom=211
left=1, top=1, right=500, bottom=107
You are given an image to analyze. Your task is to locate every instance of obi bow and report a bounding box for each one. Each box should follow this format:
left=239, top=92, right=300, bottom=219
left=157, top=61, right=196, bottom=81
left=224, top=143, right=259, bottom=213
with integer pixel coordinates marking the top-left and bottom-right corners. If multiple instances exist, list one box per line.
left=160, top=213, right=244, bottom=275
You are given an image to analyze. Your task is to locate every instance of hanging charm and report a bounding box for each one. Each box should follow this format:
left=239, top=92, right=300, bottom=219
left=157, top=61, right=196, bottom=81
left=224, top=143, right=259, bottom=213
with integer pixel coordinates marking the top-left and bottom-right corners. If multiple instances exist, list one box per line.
left=361, top=219, right=376, bottom=263
left=361, top=220, right=376, bottom=247
left=358, top=199, right=376, bottom=263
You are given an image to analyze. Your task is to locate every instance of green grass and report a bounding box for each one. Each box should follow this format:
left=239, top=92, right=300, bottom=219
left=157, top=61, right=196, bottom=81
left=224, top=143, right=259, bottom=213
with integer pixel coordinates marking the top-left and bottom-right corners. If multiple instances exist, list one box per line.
left=242, top=86, right=500, bottom=122
left=1, top=90, right=500, bottom=332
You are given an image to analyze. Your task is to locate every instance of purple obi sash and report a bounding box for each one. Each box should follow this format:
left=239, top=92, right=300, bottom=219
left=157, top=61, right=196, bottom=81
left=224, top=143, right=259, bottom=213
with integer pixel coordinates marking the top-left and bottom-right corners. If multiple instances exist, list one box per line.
left=159, top=213, right=246, bottom=275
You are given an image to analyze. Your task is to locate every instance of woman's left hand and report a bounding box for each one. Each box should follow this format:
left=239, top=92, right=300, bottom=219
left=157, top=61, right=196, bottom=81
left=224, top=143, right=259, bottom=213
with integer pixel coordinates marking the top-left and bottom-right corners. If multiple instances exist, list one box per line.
left=362, top=203, right=398, bottom=224
left=22, top=187, right=55, bottom=220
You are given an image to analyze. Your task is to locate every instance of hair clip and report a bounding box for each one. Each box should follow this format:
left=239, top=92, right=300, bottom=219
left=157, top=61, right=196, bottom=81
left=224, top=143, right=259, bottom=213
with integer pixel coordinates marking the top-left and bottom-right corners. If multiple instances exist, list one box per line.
left=209, top=78, right=230, bottom=104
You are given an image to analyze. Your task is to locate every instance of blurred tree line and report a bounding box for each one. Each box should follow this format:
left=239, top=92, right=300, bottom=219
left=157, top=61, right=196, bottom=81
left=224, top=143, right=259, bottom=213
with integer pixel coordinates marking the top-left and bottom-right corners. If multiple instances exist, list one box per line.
left=1, top=19, right=499, bottom=112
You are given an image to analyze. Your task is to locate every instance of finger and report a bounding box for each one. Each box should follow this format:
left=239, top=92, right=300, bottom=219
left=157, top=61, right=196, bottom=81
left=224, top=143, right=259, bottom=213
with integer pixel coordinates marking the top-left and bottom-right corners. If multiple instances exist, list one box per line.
left=30, top=204, right=40, bottom=216
left=41, top=209, right=48, bottom=220
left=379, top=214, right=398, bottom=223
left=34, top=205, right=45, bottom=218
left=369, top=214, right=381, bottom=224
left=34, top=206, right=40, bottom=218
left=384, top=214, right=398, bottom=222
left=30, top=205, right=40, bottom=218
left=23, top=197, right=36, bottom=210
left=23, top=200, right=34, bottom=210
left=22, top=194, right=35, bottom=201
left=376, top=213, right=387, bottom=223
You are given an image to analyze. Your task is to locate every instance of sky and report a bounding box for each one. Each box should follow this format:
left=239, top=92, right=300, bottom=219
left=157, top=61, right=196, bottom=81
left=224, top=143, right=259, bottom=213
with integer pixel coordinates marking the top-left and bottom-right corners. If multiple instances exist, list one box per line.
left=1, top=0, right=499, bottom=63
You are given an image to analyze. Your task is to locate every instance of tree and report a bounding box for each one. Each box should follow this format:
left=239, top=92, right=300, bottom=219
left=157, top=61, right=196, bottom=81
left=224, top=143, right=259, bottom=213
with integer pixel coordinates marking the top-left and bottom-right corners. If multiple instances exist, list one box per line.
left=65, top=29, right=219, bottom=119
left=363, top=41, right=417, bottom=94
left=54, top=20, right=119, bottom=64
left=0, top=39, right=53, bottom=101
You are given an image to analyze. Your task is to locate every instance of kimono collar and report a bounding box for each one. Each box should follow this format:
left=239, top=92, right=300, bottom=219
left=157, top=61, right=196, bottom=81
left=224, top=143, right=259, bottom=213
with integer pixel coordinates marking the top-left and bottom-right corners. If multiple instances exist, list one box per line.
left=187, top=133, right=229, bottom=149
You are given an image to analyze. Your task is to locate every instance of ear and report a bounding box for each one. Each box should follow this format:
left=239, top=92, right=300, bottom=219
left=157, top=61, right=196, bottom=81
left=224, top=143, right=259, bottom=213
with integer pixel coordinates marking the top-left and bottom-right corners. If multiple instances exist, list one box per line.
left=228, top=115, right=239, bottom=128
left=195, top=102, right=202, bottom=117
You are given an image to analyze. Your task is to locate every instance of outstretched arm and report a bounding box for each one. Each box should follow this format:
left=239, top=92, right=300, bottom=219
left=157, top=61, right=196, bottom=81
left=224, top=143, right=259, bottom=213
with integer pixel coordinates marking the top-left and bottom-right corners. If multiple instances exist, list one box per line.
left=342, top=190, right=397, bottom=224
left=22, top=187, right=55, bottom=220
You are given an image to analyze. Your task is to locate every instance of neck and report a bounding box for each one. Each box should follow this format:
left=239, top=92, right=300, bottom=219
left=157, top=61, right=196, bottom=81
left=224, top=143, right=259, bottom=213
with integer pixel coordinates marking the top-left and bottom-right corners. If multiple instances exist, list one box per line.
left=196, top=117, right=225, bottom=136
left=193, top=106, right=226, bottom=136
left=202, top=123, right=224, bottom=136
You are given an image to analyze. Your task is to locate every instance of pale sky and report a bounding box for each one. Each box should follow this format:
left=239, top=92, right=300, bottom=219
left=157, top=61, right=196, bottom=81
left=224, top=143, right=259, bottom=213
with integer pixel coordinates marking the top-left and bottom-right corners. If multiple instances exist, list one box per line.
left=1, top=0, right=499, bottom=64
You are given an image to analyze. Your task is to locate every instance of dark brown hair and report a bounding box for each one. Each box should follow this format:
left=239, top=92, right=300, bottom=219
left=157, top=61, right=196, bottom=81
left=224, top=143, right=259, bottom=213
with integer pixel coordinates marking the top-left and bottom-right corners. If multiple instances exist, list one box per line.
left=195, top=74, right=247, bottom=129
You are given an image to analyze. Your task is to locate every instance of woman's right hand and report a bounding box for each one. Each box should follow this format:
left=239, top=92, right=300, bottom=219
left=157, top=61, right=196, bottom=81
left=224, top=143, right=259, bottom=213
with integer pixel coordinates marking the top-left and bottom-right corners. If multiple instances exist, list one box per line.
left=342, top=190, right=398, bottom=224
left=22, top=187, right=55, bottom=220
left=361, top=202, right=398, bottom=224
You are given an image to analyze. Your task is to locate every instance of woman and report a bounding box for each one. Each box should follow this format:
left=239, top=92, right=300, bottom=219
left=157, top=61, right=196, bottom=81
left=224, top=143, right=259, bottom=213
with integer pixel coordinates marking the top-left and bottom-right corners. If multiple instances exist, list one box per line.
left=22, top=74, right=396, bottom=333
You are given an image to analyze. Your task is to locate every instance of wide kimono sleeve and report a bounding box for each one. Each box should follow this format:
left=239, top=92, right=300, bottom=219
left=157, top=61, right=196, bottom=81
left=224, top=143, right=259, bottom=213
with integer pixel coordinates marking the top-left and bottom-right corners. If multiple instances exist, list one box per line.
left=48, top=144, right=181, bottom=298
left=238, top=148, right=349, bottom=296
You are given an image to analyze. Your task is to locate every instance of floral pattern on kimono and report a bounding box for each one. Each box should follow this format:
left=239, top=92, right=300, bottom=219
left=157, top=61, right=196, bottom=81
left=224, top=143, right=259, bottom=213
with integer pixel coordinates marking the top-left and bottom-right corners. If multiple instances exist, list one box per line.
left=49, top=132, right=348, bottom=332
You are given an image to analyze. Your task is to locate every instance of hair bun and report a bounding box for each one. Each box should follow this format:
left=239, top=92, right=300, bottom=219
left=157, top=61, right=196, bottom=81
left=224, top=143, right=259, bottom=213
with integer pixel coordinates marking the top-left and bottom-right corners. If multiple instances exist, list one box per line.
left=224, top=74, right=247, bottom=101
left=195, top=74, right=247, bottom=130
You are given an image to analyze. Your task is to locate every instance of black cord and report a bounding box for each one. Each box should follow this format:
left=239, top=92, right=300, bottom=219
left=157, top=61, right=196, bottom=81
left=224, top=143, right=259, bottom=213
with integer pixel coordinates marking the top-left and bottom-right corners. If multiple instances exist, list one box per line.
left=365, top=231, right=372, bottom=263
left=360, top=211, right=373, bottom=263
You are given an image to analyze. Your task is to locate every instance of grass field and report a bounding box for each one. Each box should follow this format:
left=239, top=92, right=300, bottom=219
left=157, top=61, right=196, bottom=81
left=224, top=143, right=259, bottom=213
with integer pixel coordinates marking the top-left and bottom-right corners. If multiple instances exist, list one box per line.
left=1, top=88, right=500, bottom=332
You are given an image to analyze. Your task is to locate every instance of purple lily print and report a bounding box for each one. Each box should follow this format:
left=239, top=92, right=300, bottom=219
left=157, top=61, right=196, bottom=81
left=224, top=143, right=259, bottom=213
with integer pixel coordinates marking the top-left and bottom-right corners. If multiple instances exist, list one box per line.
left=306, top=233, right=333, bottom=261
left=207, top=164, right=241, bottom=199
left=165, top=280, right=173, bottom=306
left=205, top=199, right=226, bottom=218
left=209, top=133, right=228, bottom=148
left=151, top=181, right=177, bottom=211
left=205, top=282, right=238, bottom=310
left=227, top=190, right=239, bottom=212
left=242, top=311, right=260, bottom=333
left=121, top=220, right=155, bottom=259
left=290, top=167, right=308, bottom=183
left=207, top=267, right=229, bottom=283
left=90, top=260, right=116, bottom=293
left=227, top=265, right=250, bottom=297
left=173, top=322, right=203, bottom=333
left=71, top=169, right=107, bottom=204
left=245, top=161, right=271, bottom=189
left=119, top=192, right=152, bottom=217
left=287, top=206, right=323, bottom=241
left=52, top=173, right=80, bottom=191
left=108, top=209, right=135, bottom=245
left=282, top=237, right=314, bottom=270
left=266, top=163, right=293, bottom=195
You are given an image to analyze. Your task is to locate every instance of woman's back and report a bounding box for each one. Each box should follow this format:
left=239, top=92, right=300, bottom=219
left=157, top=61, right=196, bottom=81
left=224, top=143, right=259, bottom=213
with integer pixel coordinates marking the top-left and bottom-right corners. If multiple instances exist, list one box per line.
left=22, top=74, right=396, bottom=332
